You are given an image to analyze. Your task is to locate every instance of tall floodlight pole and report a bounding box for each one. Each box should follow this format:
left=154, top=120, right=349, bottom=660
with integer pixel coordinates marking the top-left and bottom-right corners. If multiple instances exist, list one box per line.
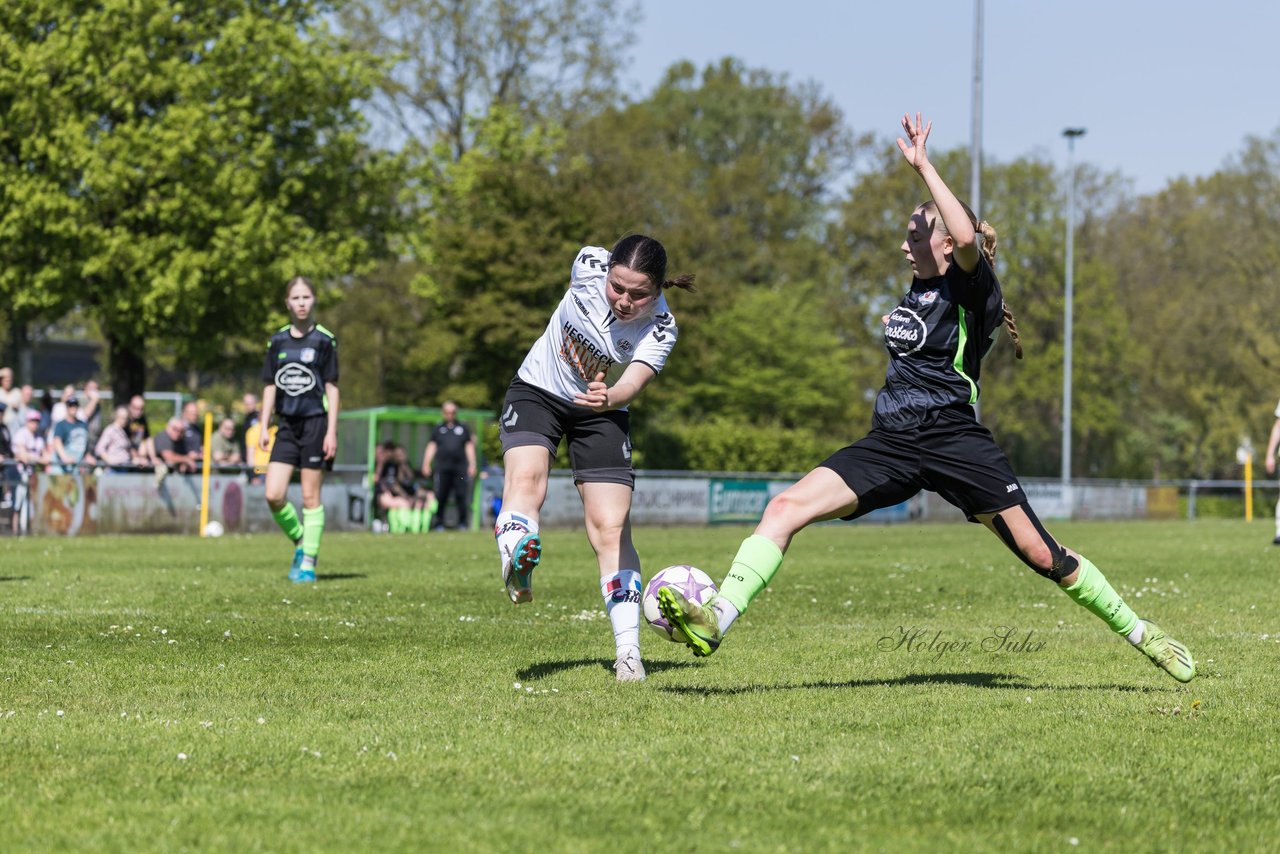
left=1061, top=128, right=1086, bottom=487
left=970, top=0, right=984, bottom=219
left=970, top=0, right=984, bottom=420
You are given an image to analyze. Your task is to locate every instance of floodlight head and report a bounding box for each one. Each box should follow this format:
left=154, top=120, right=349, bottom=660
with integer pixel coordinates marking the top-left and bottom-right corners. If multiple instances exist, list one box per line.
left=1062, top=128, right=1087, bottom=139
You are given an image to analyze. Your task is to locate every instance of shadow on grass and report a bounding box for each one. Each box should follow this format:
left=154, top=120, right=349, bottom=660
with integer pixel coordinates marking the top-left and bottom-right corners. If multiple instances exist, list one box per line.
left=517, top=657, right=701, bottom=680
left=0, top=575, right=33, bottom=582
left=317, top=573, right=368, bottom=582
left=659, top=671, right=1173, bottom=696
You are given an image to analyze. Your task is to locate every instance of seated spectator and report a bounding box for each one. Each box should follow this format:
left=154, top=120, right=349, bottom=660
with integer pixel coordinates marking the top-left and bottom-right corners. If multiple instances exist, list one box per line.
left=181, top=400, right=205, bottom=461
left=12, top=409, right=49, bottom=469
left=153, top=417, right=198, bottom=478
left=211, top=417, right=243, bottom=466
left=51, top=396, right=94, bottom=474
left=95, top=406, right=139, bottom=470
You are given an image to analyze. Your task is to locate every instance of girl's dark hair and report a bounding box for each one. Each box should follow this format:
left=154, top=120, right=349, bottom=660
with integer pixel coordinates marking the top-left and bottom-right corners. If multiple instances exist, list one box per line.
left=285, top=276, right=315, bottom=299
left=920, top=200, right=1023, bottom=360
left=608, top=235, right=696, bottom=292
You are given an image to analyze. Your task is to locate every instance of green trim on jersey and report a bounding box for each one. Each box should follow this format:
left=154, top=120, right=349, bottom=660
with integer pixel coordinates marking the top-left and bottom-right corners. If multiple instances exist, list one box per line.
left=953, top=311, right=979, bottom=404
left=315, top=324, right=336, bottom=339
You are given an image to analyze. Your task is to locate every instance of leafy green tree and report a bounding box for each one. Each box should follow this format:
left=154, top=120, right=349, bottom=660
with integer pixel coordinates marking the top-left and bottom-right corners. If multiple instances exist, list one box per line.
left=410, top=107, right=589, bottom=409
left=0, top=0, right=400, bottom=397
left=568, top=60, right=866, bottom=433
left=1098, top=129, right=1280, bottom=477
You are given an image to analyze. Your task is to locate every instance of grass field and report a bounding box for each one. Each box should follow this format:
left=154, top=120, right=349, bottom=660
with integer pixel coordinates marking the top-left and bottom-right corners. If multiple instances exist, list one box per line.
left=1, top=519, right=1276, bottom=852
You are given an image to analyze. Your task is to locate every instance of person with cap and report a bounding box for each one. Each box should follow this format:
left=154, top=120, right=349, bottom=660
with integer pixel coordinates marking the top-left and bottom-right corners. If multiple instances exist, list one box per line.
left=51, top=395, right=94, bottom=474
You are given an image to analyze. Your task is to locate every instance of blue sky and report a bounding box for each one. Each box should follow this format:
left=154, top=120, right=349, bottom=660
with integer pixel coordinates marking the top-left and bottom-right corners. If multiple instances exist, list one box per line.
left=628, top=0, right=1280, bottom=195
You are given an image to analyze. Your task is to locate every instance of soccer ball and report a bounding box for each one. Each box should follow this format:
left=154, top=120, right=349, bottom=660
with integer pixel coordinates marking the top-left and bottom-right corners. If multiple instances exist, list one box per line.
left=643, top=565, right=718, bottom=642
left=203, top=520, right=225, bottom=538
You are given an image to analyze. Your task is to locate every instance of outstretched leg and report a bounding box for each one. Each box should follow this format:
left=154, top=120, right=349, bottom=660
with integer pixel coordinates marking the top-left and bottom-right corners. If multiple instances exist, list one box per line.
left=980, top=502, right=1194, bottom=682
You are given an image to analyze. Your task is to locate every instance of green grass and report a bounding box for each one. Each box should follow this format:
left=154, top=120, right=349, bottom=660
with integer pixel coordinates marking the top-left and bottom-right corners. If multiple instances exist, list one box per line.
left=1, top=520, right=1276, bottom=852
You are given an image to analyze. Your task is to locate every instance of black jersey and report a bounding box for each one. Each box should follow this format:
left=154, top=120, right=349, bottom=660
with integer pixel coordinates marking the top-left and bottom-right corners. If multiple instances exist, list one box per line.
left=873, top=255, right=1004, bottom=431
left=429, top=421, right=472, bottom=469
left=262, top=324, right=339, bottom=419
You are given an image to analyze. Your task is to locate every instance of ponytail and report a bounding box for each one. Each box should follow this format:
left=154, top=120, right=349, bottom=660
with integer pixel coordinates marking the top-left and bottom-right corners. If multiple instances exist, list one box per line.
left=661, top=274, right=697, bottom=293
left=975, top=220, right=1023, bottom=360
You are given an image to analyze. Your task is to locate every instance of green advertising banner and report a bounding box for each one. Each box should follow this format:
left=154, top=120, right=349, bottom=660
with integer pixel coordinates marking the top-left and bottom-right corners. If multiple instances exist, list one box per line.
left=708, top=479, right=771, bottom=524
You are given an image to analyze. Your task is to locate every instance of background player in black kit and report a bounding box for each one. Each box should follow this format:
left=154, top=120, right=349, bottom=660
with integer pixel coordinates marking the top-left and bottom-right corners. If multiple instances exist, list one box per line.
left=660, top=112, right=1196, bottom=684
left=260, top=276, right=339, bottom=583
left=422, top=400, right=476, bottom=531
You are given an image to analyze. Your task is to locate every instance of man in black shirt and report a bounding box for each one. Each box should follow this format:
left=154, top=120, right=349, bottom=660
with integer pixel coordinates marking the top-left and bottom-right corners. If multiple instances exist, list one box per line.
left=422, top=401, right=476, bottom=530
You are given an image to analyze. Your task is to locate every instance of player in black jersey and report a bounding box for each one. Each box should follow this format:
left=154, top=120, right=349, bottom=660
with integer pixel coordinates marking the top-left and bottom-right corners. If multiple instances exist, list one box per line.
left=661, top=113, right=1195, bottom=684
left=259, top=276, right=340, bottom=583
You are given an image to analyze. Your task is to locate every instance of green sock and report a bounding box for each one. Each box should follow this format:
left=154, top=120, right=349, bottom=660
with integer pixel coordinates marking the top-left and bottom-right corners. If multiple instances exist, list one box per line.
left=271, top=504, right=303, bottom=544
left=410, top=507, right=424, bottom=533
left=717, top=534, right=785, bottom=614
left=390, top=508, right=405, bottom=533
left=1061, top=556, right=1139, bottom=636
left=302, top=506, right=324, bottom=558
left=424, top=497, right=438, bottom=530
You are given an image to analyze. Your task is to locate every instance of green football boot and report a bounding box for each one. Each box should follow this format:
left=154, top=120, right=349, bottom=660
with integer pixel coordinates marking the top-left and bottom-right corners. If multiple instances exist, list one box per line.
left=657, top=587, right=722, bottom=657
left=1137, top=620, right=1195, bottom=683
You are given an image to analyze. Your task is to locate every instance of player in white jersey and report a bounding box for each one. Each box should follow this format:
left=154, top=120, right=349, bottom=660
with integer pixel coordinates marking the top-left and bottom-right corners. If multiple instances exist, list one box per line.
left=493, top=235, right=696, bottom=682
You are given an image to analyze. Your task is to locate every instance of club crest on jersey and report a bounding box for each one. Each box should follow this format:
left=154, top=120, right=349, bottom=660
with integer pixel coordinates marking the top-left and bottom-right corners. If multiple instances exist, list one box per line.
left=275, top=364, right=317, bottom=396
left=300, top=347, right=316, bottom=363
left=918, top=289, right=939, bottom=305
left=617, top=339, right=632, bottom=354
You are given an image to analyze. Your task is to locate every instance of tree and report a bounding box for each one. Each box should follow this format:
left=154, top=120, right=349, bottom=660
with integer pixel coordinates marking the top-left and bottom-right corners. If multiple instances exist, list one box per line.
left=0, top=0, right=400, bottom=397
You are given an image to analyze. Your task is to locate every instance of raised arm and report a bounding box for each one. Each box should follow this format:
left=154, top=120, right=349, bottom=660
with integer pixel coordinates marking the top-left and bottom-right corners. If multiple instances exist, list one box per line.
left=897, top=112, right=979, bottom=272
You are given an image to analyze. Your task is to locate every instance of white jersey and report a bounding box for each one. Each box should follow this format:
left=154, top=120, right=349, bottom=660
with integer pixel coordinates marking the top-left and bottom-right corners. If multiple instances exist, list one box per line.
left=517, top=246, right=678, bottom=405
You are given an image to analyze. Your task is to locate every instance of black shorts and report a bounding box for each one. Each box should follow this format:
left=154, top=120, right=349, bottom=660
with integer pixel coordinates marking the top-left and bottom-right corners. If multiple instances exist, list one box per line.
left=499, top=378, right=633, bottom=487
left=269, top=415, right=332, bottom=470
left=821, top=405, right=1023, bottom=522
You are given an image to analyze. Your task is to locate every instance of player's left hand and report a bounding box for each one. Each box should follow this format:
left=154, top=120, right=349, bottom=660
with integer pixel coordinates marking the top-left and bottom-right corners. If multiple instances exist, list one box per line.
left=323, top=430, right=337, bottom=460
left=573, top=372, right=610, bottom=411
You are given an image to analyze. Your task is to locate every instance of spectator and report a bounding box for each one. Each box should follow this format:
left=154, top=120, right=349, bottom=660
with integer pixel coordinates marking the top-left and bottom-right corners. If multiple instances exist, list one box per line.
left=51, top=396, right=94, bottom=474
left=50, top=384, right=76, bottom=425
left=82, top=380, right=104, bottom=450
left=423, top=400, right=477, bottom=531
left=0, top=368, right=21, bottom=432
left=95, top=406, right=139, bottom=470
left=153, top=417, right=198, bottom=480
left=125, top=394, right=151, bottom=457
left=239, top=393, right=261, bottom=460
left=211, top=417, right=243, bottom=466
left=0, top=401, right=15, bottom=505
left=18, top=384, right=36, bottom=423
left=181, top=400, right=205, bottom=461
left=1265, top=397, right=1280, bottom=545
left=243, top=417, right=275, bottom=482
left=13, top=409, right=49, bottom=469
left=37, top=388, right=55, bottom=436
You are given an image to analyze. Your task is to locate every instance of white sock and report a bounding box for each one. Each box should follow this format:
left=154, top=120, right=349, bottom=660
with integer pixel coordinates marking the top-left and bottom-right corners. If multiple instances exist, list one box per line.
left=494, top=510, right=538, bottom=568
left=713, top=597, right=740, bottom=635
left=601, top=570, right=641, bottom=659
left=1126, top=621, right=1145, bottom=645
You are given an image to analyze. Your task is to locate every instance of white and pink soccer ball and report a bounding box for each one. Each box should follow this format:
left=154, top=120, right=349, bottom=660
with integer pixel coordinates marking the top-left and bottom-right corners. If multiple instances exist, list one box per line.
left=643, top=565, right=718, bottom=642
